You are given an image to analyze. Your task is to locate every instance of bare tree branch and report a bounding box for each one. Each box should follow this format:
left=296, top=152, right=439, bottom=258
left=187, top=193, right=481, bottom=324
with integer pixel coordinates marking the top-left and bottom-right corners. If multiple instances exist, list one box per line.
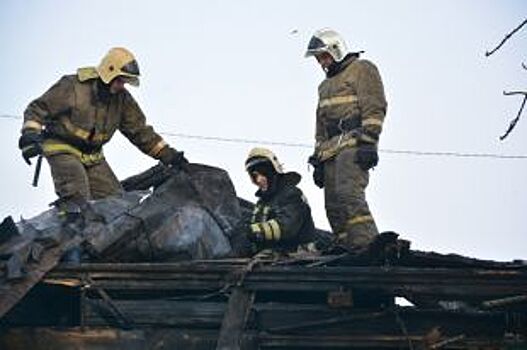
left=503, top=91, right=527, bottom=96
left=486, top=18, right=527, bottom=57
left=522, top=62, right=527, bottom=71
left=500, top=91, right=527, bottom=140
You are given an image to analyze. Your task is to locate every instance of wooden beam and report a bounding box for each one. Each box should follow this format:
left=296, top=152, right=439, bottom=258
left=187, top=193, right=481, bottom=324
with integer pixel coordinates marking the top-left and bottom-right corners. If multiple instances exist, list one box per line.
left=216, top=287, right=254, bottom=350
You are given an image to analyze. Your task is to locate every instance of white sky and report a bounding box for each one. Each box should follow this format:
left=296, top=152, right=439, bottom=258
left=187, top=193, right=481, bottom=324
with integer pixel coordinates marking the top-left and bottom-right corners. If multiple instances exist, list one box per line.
left=0, top=0, right=526, bottom=261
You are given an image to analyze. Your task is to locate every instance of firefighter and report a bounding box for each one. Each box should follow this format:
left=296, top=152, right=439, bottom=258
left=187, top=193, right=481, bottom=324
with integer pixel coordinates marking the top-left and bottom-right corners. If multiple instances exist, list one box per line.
left=305, top=28, right=387, bottom=255
left=19, top=47, right=187, bottom=212
left=244, top=147, right=315, bottom=253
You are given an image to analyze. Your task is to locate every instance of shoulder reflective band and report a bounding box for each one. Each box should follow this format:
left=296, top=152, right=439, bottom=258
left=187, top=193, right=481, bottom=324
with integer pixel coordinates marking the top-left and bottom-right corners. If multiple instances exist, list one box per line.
left=319, top=95, right=358, bottom=108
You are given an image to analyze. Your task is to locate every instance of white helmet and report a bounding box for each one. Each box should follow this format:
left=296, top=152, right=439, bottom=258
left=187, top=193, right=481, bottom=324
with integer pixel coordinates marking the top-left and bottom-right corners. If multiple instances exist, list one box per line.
left=304, top=28, right=349, bottom=62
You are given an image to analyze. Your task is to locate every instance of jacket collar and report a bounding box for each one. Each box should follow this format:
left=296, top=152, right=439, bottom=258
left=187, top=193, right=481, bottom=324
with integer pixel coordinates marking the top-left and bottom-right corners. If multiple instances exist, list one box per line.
left=326, top=52, right=360, bottom=78
left=255, top=172, right=301, bottom=200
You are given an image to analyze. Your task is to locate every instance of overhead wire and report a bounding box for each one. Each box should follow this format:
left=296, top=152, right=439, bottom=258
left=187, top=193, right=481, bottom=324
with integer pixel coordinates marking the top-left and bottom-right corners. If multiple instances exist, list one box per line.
left=2, top=114, right=527, bottom=159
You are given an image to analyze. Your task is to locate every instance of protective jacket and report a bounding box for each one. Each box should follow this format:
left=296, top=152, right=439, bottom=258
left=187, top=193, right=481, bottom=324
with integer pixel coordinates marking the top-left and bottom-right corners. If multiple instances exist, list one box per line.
left=22, top=67, right=167, bottom=164
left=315, top=54, right=387, bottom=162
left=250, top=172, right=315, bottom=251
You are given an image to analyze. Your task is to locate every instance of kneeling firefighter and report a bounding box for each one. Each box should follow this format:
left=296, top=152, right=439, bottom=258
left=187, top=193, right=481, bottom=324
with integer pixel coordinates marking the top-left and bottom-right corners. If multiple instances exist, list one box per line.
left=244, top=148, right=315, bottom=254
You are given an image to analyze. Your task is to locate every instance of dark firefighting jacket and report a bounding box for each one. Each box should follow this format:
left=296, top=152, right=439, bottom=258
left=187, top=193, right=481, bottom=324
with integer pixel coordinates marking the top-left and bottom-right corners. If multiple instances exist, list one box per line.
left=249, top=172, right=315, bottom=251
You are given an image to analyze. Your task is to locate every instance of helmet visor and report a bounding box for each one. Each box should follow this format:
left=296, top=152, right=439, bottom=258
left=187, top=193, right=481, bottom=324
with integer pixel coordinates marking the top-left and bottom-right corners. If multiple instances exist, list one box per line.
left=245, top=157, right=270, bottom=172
left=304, top=36, right=328, bottom=57
left=121, top=60, right=140, bottom=76
left=120, top=75, right=140, bottom=87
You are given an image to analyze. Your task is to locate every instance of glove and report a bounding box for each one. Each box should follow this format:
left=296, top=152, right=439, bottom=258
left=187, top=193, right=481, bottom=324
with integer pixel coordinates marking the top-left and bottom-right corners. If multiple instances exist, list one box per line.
left=158, top=146, right=188, bottom=169
left=18, top=131, right=43, bottom=165
left=308, top=154, right=324, bottom=188
left=354, top=144, right=379, bottom=171
left=246, top=223, right=265, bottom=243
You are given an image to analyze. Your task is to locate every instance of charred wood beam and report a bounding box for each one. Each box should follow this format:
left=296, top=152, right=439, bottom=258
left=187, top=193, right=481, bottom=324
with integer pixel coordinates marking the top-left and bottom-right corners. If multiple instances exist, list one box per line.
left=0, top=328, right=517, bottom=350
left=47, top=263, right=527, bottom=299
left=482, top=294, right=527, bottom=309
left=216, top=287, right=255, bottom=350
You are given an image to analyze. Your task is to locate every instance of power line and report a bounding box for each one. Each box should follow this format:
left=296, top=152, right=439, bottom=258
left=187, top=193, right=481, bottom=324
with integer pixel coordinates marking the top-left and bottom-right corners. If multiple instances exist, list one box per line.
left=160, top=131, right=311, bottom=148
left=2, top=114, right=527, bottom=159
left=160, top=132, right=527, bottom=159
left=0, top=115, right=22, bottom=120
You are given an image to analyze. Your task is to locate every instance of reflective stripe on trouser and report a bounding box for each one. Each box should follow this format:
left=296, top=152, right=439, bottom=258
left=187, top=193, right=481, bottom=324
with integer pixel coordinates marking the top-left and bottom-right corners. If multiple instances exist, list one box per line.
left=323, top=147, right=378, bottom=250
left=46, top=153, right=123, bottom=201
left=42, top=140, right=105, bottom=166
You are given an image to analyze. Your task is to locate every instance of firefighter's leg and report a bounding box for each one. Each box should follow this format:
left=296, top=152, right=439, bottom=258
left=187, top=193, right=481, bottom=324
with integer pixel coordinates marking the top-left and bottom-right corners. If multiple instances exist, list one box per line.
left=46, top=153, right=90, bottom=263
left=86, top=159, right=123, bottom=200
left=46, top=153, right=90, bottom=203
left=324, top=147, right=378, bottom=253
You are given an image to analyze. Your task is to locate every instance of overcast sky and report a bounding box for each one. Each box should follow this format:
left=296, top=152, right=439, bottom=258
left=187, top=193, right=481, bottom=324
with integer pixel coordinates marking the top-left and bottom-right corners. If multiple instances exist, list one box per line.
left=0, top=0, right=526, bottom=261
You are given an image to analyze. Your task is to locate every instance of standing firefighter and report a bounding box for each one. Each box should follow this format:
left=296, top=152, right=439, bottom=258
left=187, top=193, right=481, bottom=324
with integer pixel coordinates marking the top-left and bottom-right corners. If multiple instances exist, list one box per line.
left=244, top=148, right=315, bottom=253
left=19, top=47, right=187, bottom=212
left=305, top=28, right=387, bottom=255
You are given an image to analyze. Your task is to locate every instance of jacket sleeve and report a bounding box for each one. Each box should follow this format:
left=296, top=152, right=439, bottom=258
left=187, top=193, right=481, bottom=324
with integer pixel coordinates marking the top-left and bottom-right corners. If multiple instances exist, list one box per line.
left=23, top=76, right=74, bottom=133
left=119, top=92, right=169, bottom=158
left=250, top=188, right=306, bottom=242
left=355, top=60, right=387, bottom=143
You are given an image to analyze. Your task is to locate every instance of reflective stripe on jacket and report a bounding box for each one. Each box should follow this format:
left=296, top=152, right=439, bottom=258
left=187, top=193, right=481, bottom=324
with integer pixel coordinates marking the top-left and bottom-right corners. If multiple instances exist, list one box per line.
left=23, top=67, right=167, bottom=158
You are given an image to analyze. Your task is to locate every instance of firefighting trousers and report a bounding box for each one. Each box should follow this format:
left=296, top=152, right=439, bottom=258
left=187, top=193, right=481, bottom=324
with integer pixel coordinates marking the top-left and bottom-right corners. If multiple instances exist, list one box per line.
left=323, top=147, right=379, bottom=251
left=46, top=153, right=123, bottom=201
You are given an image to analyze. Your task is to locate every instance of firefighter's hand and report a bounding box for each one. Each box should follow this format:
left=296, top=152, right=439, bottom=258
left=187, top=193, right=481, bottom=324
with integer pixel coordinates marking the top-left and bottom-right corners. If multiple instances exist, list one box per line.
left=18, top=131, right=42, bottom=165
left=246, top=224, right=265, bottom=243
left=308, top=154, right=324, bottom=188
left=159, top=146, right=188, bottom=170
left=354, top=144, right=378, bottom=171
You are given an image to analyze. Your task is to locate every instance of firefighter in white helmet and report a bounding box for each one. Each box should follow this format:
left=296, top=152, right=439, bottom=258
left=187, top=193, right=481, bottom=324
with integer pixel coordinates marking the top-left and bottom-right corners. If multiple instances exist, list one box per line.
left=305, top=28, right=388, bottom=255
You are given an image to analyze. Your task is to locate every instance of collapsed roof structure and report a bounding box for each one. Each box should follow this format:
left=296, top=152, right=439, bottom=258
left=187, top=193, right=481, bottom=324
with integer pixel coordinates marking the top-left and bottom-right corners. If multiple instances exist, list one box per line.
left=0, top=163, right=526, bottom=349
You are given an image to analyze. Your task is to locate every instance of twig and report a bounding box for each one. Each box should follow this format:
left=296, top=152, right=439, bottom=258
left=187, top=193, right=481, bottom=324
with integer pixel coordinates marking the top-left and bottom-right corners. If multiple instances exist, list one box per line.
left=486, top=18, right=527, bottom=57
left=522, top=62, right=527, bottom=71
left=500, top=91, right=527, bottom=140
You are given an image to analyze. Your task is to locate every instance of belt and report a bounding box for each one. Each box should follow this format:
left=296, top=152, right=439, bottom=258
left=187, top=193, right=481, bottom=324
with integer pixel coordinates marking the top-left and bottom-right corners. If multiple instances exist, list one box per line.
left=42, top=139, right=105, bottom=166
left=326, top=116, right=361, bottom=139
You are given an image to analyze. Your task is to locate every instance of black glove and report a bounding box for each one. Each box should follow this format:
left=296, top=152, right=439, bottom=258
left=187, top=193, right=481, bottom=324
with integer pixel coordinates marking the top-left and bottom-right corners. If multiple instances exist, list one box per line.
left=159, top=146, right=188, bottom=169
left=18, top=131, right=43, bottom=165
left=354, top=144, right=379, bottom=171
left=308, top=154, right=324, bottom=188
